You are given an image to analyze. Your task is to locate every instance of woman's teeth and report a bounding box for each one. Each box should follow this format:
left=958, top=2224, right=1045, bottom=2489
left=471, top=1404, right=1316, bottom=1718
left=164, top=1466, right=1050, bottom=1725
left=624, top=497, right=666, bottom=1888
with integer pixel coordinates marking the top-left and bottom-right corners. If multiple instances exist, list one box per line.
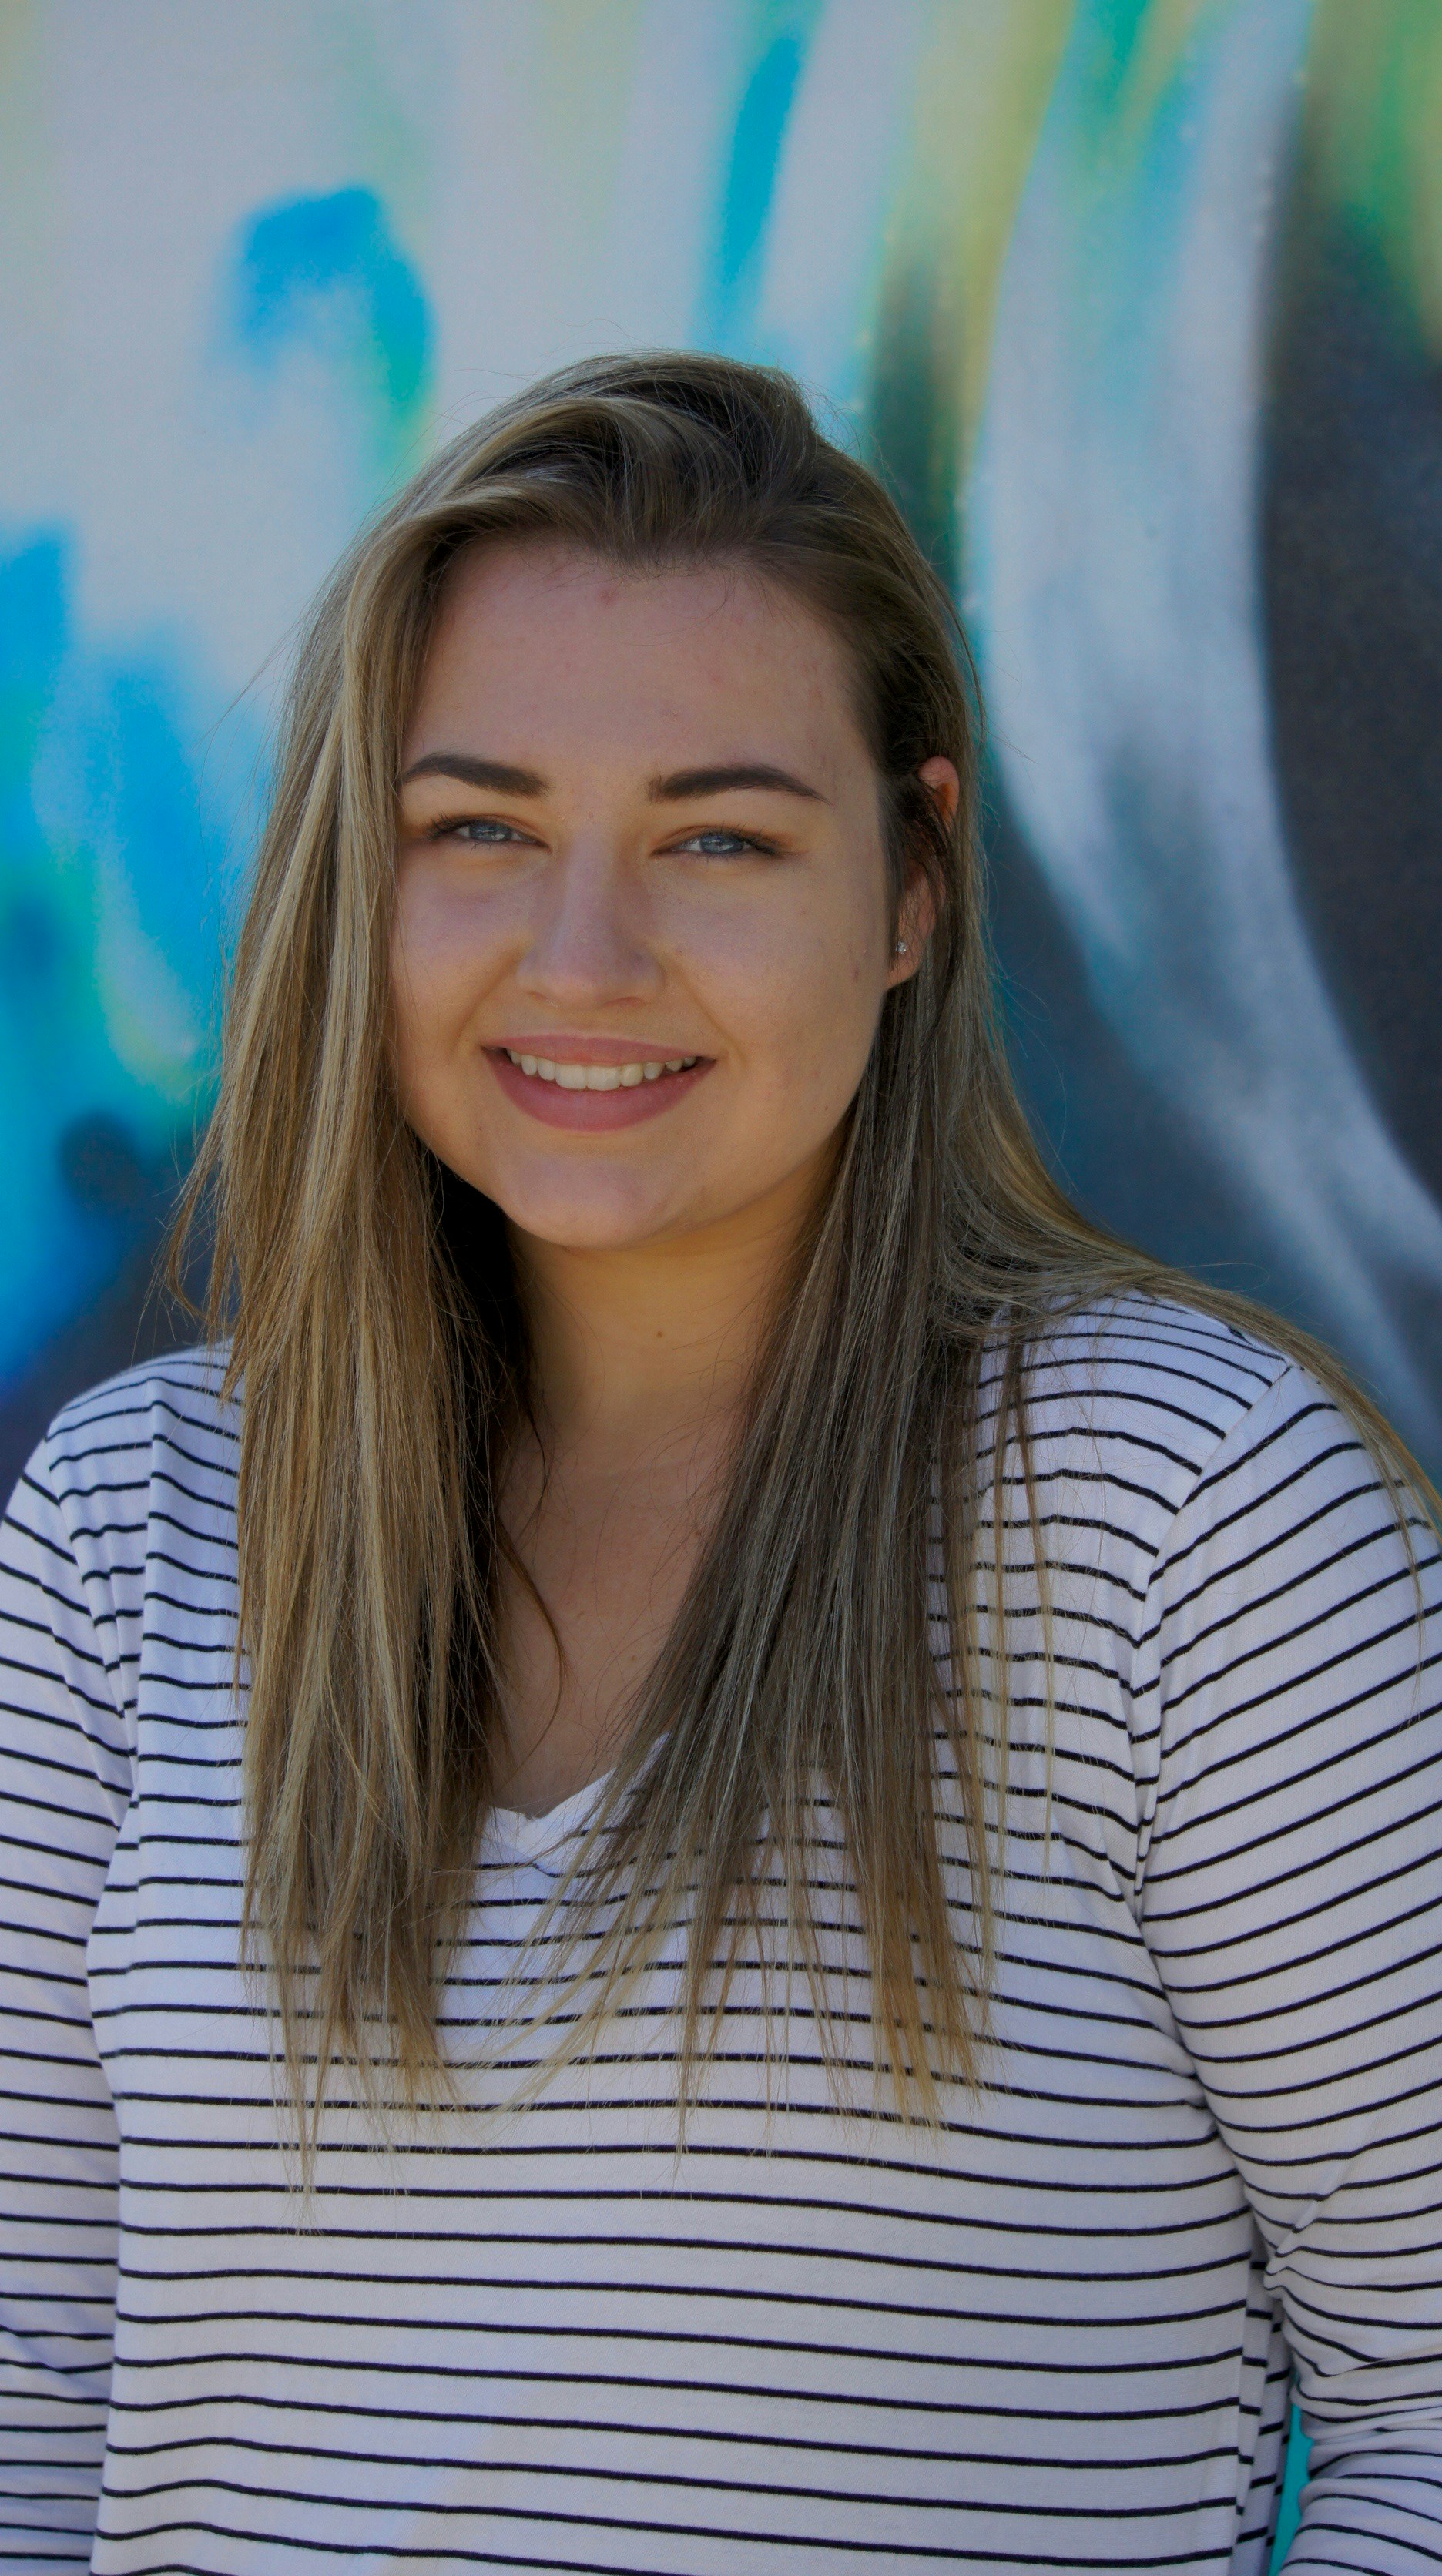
left=503, top=1050, right=699, bottom=1091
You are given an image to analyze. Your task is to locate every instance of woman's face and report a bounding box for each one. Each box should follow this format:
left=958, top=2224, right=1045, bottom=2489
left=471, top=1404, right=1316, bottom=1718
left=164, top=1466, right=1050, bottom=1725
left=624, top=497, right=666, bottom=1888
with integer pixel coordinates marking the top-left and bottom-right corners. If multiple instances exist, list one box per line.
left=391, top=541, right=950, bottom=1254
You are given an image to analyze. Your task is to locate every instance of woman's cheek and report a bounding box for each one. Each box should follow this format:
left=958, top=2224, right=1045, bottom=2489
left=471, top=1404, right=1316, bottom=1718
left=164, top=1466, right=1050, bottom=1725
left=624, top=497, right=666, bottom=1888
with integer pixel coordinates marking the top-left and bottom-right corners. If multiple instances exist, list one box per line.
left=686, top=887, right=830, bottom=1026
left=394, top=884, right=485, bottom=1052
left=768, top=904, right=881, bottom=1081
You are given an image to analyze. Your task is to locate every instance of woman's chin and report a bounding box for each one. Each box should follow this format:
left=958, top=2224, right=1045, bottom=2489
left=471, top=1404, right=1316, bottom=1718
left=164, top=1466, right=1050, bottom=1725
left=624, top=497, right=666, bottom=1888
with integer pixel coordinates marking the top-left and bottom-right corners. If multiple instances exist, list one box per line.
left=494, top=1172, right=716, bottom=1256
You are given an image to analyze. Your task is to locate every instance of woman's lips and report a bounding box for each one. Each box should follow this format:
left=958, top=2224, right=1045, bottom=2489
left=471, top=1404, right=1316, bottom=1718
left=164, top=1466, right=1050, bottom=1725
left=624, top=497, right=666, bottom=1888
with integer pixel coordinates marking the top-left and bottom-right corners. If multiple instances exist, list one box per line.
left=486, top=1046, right=713, bottom=1129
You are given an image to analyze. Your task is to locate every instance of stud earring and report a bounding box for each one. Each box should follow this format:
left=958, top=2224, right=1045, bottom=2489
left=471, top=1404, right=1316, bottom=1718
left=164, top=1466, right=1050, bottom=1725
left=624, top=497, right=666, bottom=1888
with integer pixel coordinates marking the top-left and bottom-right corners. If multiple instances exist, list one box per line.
left=894, top=939, right=908, bottom=955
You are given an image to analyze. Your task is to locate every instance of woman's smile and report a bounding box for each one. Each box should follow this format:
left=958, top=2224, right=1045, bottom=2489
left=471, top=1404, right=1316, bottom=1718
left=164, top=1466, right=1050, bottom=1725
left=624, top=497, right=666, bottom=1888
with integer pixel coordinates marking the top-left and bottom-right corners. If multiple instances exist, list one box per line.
left=488, top=1037, right=711, bottom=1128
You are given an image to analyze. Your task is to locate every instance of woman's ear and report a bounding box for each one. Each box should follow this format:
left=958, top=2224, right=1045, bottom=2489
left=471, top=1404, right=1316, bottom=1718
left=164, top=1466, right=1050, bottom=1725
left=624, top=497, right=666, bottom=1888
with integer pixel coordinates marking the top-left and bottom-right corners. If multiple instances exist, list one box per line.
left=917, top=754, right=961, bottom=828
left=887, top=756, right=957, bottom=984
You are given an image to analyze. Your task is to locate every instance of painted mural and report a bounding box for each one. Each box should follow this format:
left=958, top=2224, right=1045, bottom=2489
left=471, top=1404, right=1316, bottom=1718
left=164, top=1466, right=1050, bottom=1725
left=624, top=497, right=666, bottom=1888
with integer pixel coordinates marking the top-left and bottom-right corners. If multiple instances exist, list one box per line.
left=2, top=0, right=1440, bottom=1502
left=8, top=0, right=1440, bottom=2551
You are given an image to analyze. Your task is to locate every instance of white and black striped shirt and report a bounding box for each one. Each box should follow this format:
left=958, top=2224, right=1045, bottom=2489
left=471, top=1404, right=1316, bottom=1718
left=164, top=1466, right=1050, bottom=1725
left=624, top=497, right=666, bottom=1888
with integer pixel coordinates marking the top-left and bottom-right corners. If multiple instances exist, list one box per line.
left=2, top=1300, right=1441, bottom=2572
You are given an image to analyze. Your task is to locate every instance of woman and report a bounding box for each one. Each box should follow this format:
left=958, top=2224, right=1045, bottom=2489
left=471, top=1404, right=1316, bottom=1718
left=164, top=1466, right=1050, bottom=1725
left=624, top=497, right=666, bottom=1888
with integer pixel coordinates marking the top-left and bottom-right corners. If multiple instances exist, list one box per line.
left=2, top=353, right=1439, bottom=2574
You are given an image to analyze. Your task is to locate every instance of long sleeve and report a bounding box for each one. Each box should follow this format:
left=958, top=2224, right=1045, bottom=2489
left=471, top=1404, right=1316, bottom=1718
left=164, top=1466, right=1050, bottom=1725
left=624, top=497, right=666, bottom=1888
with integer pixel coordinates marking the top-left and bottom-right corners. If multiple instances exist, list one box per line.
left=0, top=1443, right=131, bottom=2567
left=1135, top=1363, right=1442, bottom=2571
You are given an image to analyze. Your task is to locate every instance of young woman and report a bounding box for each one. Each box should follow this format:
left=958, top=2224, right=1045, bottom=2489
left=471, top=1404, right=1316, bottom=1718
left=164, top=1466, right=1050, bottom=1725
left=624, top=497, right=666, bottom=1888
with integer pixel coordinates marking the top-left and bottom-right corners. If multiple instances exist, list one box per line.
left=2, top=354, right=1440, bottom=2575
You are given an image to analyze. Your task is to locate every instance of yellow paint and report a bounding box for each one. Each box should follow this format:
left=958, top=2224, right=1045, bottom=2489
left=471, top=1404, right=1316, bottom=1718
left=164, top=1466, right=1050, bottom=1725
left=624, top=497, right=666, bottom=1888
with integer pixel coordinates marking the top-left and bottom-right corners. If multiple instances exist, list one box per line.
left=530, top=0, right=649, bottom=261
left=1108, top=0, right=1219, bottom=156
left=890, top=0, right=1073, bottom=458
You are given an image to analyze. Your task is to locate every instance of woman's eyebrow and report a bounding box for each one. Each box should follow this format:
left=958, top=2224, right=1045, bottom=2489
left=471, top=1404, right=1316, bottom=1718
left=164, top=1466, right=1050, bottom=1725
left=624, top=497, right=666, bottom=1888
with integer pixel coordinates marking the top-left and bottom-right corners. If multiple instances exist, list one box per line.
left=397, top=754, right=826, bottom=803
left=649, top=763, right=825, bottom=802
left=399, top=753, right=548, bottom=793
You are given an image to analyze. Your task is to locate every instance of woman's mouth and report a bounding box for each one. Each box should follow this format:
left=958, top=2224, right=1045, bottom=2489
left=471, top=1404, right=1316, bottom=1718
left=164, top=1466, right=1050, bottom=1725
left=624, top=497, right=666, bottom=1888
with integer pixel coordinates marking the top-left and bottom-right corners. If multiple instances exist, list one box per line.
left=501, top=1048, right=699, bottom=1092
left=486, top=1044, right=712, bottom=1130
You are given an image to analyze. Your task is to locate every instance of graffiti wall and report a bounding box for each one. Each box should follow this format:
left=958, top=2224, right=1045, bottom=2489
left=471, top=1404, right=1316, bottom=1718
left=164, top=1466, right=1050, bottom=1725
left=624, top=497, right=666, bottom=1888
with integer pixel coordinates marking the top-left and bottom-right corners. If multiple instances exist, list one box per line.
left=2, top=0, right=1440, bottom=1520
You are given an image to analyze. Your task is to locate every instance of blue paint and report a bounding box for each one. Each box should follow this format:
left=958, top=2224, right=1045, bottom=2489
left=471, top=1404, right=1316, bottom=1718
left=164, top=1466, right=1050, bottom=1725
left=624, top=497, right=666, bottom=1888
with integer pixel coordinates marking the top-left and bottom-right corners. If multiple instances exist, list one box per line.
left=0, top=895, right=61, bottom=991
left=0, top=528, right=250, bottom=1390
left=233, top=186, right=430, bottom=429
left=0, top=532, right=67, bottom=711
left=43, top=654, right=221, bottom=1021
left=716, top=35, right=805, bottom=312
left=0, top=189, right=429, bottom=1407
left=706, top=7, right=826, bottom=347
left=0, top=543, right=72, bottom=1059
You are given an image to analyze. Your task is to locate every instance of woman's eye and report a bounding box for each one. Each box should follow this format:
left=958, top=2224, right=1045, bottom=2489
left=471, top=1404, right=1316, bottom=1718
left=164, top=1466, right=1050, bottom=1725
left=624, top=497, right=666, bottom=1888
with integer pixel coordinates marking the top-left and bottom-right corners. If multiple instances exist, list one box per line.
left=673, top=828, right=771, bottom=858
left=445, top=817, right=529, bottom=847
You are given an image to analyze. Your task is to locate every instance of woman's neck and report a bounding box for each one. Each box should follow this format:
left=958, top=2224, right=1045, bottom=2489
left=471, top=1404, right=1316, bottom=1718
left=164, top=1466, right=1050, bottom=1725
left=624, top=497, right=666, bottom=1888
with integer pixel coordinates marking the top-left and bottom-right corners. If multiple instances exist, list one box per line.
left=490, top=1149, right=832, bottom=1817
left=511, top=1148, right=827, bottom=1456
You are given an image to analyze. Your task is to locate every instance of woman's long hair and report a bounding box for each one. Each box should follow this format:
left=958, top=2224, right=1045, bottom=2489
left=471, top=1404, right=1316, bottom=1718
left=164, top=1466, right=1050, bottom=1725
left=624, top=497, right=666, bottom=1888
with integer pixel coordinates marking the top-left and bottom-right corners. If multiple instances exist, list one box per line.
left=174, top=350, right=1437, bottom=2136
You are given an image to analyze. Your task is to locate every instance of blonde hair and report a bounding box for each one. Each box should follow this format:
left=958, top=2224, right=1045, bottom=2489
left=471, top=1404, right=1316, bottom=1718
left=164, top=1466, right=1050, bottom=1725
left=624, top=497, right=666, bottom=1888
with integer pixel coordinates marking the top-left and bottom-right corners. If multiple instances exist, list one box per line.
left=175, top=350, right=1436, bottom=2137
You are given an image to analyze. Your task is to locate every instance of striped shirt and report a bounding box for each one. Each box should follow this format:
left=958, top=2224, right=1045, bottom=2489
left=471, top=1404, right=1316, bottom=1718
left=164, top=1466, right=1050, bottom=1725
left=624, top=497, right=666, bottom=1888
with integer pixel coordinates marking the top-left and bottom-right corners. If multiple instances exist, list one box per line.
left=2, top=1298, right=1441, bottom=2573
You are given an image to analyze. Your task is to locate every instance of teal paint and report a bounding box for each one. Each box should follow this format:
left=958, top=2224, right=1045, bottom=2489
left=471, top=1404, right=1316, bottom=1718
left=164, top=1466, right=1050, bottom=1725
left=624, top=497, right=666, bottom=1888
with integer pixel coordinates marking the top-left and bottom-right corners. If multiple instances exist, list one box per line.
left=1078, top=0, right=1160, bottom=91
left=0, top=536, right=143, bottom=1384
left=0, top=185, right=431, bottom=1407
left=0, top=539, right=85, bottom=1045
left=232, top=186, right=431, bottom=448
left=0, top=531, right=245, bottom=1387
left=707, top=8, right=823, bottom=345
left=715, top=34, right=804, bottom=312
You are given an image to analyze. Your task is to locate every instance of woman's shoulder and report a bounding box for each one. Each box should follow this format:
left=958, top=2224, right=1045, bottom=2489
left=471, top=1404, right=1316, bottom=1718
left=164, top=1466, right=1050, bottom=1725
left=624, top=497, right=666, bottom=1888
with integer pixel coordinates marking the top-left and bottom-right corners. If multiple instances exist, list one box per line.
left=44, top=1339, right=237, bottom=1451
left=1, top=1348, right=240, bottom=1706
left=1021, top=1291, right=1291, bottom=1428
left=1009, top=1291, right=1357, bottom=1553
left=34, top=1343, right=240, bottom=1538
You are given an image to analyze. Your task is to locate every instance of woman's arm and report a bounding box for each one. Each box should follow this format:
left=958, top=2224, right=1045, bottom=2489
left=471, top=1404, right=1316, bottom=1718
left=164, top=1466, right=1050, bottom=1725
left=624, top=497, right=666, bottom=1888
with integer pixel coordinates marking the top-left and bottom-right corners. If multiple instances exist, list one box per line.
left=0, top=1437, right=130, bottom=2568
left=1136, top=1363, right=1442, bottom=2569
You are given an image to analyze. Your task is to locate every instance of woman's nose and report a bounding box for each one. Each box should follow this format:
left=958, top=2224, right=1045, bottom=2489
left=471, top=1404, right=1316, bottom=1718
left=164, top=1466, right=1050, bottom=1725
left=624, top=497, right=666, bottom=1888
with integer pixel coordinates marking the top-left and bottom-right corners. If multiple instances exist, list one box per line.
left=512, top=838, right=662, bottom=1006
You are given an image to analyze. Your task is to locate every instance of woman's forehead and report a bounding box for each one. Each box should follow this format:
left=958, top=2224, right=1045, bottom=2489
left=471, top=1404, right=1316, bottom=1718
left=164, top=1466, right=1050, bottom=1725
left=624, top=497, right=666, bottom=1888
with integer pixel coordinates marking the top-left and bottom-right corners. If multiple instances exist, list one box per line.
left=431, top=537, right=830, bottom=654
left=409, top=541, right=868, bottom=776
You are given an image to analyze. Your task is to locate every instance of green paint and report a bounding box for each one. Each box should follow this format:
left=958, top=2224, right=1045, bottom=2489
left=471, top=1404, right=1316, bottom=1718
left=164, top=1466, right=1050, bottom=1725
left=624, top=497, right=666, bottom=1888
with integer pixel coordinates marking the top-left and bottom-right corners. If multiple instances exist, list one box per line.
left=867, top=251, right=963, bottom=593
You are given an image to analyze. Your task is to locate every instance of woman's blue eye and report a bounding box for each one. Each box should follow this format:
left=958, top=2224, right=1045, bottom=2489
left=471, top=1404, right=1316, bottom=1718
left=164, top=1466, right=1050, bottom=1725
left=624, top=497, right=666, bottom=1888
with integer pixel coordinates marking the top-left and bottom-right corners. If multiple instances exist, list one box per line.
left=431, top=819, right=768, bottom=856
left=679, top=829, right=763, bottom=857
left=451, top=817, right=524, bottom=845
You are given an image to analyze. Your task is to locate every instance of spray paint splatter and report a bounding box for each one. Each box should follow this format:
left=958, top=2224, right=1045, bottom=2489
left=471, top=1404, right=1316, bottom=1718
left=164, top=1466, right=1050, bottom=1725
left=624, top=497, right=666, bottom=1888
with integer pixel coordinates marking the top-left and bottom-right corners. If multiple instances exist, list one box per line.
left=707, top=8, right=821, bottom=346
left=230, top=186, right=431, bottom=479
left=0, top=531, right=246, bottom=1388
